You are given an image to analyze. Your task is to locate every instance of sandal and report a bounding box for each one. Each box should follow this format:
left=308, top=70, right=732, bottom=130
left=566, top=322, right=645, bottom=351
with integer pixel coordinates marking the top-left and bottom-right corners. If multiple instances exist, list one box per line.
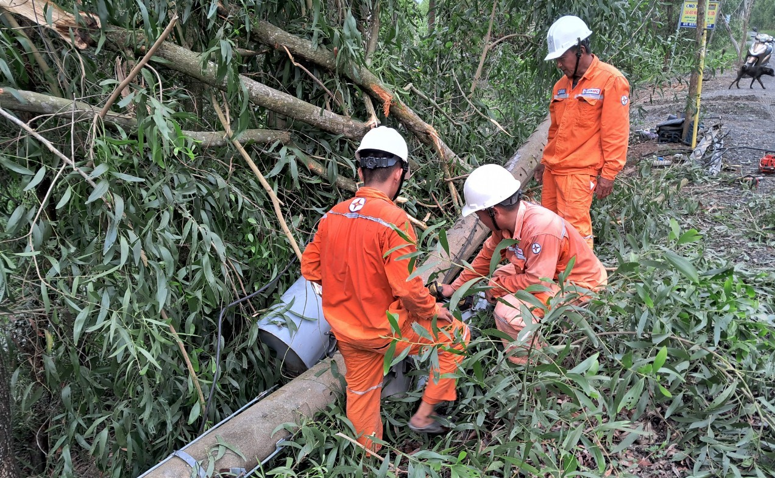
left=407, top=415, right=455, bottom=434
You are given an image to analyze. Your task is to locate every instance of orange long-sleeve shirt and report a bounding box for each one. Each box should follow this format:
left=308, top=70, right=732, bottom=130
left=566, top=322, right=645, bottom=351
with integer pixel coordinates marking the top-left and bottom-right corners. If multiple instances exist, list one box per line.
left=451, top=202, right=607, bottom=297
left=301, top=187, right=439, bottom=344
left=541, top=55, right=630, bottom=180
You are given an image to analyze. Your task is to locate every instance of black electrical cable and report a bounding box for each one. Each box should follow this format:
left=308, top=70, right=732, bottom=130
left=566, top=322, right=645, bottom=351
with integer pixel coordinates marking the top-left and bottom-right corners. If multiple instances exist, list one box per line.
left=199, top=256, right=298, bottom=434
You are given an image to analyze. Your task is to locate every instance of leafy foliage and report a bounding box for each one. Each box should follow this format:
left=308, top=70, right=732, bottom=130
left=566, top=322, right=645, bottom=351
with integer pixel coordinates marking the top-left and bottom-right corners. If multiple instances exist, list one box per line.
left=258, top=163, right=775, bottom=477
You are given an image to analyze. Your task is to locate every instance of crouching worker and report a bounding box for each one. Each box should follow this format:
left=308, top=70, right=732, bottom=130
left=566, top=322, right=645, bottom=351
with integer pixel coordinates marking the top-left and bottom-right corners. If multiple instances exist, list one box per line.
left=301, top=127, right=470, bottom=451
left=436, top=164, right=607, bottom=365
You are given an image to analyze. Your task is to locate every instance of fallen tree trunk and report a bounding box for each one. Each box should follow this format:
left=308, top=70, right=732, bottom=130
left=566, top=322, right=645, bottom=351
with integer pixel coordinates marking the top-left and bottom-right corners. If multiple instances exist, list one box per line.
left=0, top=1, right=369, bottom=141
left=420, top=116, right=550, bottom=284
left=0, top=89, right=291, bottom=146
left=140, top=353, right=346, bottom=478
left=0, top=0, right=99, bottom=49
left=243, top=16, right=465, bottom=171
left=103, top=29, right=370, bottom=140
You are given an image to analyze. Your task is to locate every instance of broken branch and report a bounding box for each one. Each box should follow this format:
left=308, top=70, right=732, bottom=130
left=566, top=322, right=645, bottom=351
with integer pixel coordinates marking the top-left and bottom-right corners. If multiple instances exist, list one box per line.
left=98, top=14, right=178, bottom=120
left=211, top=95, right=303, bottom=261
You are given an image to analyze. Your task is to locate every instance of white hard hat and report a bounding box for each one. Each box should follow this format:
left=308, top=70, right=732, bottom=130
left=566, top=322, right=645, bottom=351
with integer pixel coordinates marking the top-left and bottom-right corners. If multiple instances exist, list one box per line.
left=544, top=15, right=593, bottom=61
left=355, top=126, right=408, bottom=162
left=461, top=164, right=522, bottom=217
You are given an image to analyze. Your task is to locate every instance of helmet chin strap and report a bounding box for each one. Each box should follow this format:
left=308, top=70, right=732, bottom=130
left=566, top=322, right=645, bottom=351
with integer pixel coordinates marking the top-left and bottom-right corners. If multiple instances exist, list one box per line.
left=486, top=207, right=501, bottom=231
left=392, top=163, right=408, bottom=201
left=572, top=38, right=583, bottom=85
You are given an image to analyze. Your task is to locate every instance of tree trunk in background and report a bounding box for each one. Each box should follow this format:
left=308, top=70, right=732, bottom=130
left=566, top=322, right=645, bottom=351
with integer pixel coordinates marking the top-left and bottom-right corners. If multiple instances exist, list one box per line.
left=719, top=13, right=740, bottom=56
left=428, top=0, right=436, bottom=35
left=737, top=0, right=755, bottom=65
left=0, top=345, right=19, bottom=478
left=683, top=0, right=707, bottom=141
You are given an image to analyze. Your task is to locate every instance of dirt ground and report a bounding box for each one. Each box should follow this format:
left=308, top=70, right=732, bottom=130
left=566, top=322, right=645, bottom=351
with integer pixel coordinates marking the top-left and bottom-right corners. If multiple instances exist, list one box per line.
left=627, top=68, right=775, bottom=270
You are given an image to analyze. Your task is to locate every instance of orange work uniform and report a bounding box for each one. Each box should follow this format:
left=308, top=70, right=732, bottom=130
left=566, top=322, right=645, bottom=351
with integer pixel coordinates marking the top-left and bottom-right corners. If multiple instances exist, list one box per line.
left=541, top=55, right=630, bottom=249
left=301, top=187, right=469, bottom=450
left=451, top=201, right=606, bottom=362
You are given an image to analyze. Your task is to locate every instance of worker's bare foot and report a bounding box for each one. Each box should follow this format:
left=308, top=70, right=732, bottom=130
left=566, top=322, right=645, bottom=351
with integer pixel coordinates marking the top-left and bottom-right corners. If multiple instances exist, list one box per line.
left=409, top=414, right=434, bottom=429
left=409, top=399, right=436, bottom=429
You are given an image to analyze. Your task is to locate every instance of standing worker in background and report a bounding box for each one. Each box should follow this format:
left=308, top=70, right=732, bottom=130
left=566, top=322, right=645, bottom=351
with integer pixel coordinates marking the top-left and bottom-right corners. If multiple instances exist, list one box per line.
left=436, top=165, right=607, bottom=364
left=534, top=15, right=630, bottom=249
left=301, top=127, right=470, bottom=451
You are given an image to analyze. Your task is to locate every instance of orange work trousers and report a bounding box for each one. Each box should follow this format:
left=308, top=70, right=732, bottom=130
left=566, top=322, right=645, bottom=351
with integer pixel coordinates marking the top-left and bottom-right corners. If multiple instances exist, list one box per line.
left=336, top=317, right=469, bottom=450
left=541, top=169, right=596, bottom=250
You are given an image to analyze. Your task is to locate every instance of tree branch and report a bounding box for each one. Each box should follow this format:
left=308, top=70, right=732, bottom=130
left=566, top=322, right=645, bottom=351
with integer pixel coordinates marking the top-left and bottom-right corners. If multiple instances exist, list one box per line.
left=98, top=14, right=178, bottom=120
left=470, top=0, right=498, bottom=95
left=211, top=95, right=303, bottom=261
left=0, top=89, right=291, bottom=146
left=0, top=9, right=62, bottom=96
left=240, top=15, right=465, bottom=166
left=0, top=105, right=101, bottom=192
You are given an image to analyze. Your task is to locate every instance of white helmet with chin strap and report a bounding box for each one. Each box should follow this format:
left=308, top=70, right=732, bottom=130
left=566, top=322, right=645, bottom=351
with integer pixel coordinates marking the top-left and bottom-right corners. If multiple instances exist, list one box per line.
left=355, top=126, right=408, bottom=163
left=544, top=15, right=593, bottom=61
left=355, top=127, right=410, bottom=200
left=462, top=164, right=522, bottom=230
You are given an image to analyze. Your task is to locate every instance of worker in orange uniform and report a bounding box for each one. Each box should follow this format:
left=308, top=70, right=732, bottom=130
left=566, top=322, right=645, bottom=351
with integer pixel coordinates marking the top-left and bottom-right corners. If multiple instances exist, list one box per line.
left=436, top=164, right=607, bottom=364
left=301, top=127, right=470, bottom=451
left=534, top=15, right=630, bottom=249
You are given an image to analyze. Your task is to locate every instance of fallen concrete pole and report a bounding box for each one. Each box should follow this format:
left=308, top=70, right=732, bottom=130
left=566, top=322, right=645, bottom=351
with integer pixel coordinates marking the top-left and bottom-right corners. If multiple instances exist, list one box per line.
left=142, top=353, right=346, bottom=478
left=421, top=116, right=550, bottom=284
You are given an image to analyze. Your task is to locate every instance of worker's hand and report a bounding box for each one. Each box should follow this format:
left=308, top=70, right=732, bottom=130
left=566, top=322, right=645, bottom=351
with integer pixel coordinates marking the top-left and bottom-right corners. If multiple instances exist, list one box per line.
left=435, top=306, right=455, bottom=323
left=533, top=164, right=545, bottom=184
left=595, top=177, right=615, bottom=199
left=485, top=288, right=497, bottom=304
left=438, top=284, right=455, bottom=298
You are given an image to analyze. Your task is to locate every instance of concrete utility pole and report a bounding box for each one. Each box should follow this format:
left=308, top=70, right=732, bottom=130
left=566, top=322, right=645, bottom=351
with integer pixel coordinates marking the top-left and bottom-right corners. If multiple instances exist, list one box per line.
left=683, top=0, right=708, bottom=143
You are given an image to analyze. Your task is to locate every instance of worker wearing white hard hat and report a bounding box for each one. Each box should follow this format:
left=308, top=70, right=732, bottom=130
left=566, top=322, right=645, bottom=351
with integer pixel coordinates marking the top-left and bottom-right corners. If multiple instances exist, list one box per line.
left=535, top=15, right=630, bottom=250
left=302, top=127, right=470, bottom=450
left=437, top=164, right=607, bottom=364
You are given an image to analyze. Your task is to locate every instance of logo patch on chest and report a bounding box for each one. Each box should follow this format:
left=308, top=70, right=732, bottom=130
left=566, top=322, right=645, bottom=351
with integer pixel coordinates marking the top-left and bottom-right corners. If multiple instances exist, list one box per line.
left=582, top=88, right=601, bottom=96
left=349, top=198, right=366, bottom=212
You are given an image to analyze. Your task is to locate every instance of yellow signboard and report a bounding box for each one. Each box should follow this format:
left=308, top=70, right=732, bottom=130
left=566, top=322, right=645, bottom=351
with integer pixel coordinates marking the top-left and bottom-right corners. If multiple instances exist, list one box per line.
left=680, top=1, right=719, bottom=29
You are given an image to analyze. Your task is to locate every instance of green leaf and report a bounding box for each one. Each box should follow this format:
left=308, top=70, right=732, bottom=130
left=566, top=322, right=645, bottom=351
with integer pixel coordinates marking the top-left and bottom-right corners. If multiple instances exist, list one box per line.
left=658, top=384, right=672, bottom=398
left=56, top=186, right=73, bottom=209
left=86, top=180, right=110, bottom=204
left=5, top=205, right=26, bottom=233
left=110, top=172, right=146, bottom=183
left=382, top=341, right=396, bottom=376
left=187, top=400, right=201, bottom=425
left=449, top=278, right=479, bottom=314
left=386, top=311, right=401, bottom=335
left=23, top=166, right=46, bottom=191
left=653, top=346, right=667, bottom=373
left=0, top=157, right=34, bottom=175
left=569, top=352, right=599, bottom=375
left=617, top=377, right=645, bottom=413
left=438, top=228, right=449, bottom=255
left=89, top=163, right=110, bottom=179
left=611, top=429, right=642, bottom=453
left=489, top=238, right=519, bottom=276
left=663, top=249, right=699, bottom=283
left=73, top=306, right=90, bottom=344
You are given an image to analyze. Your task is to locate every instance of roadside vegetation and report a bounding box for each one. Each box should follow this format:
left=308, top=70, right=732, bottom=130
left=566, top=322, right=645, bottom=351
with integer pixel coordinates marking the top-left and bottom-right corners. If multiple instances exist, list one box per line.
left=0, top=0, right=773, bottom=476
left=260, top=161, right=775, bottom=477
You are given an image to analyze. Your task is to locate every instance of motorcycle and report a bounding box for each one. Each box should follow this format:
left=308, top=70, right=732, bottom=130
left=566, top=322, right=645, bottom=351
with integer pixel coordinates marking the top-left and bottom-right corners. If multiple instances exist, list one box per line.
left=744, top=32, right=774, bottom=68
